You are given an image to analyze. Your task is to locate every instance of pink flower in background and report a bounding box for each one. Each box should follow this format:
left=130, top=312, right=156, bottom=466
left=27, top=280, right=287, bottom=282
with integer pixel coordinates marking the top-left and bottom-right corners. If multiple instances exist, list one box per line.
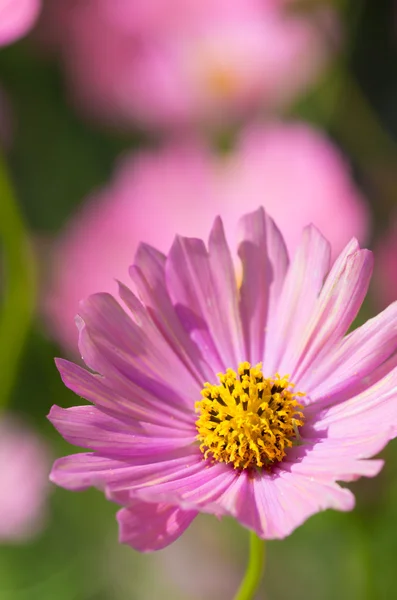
left=139, top=517, right=240, bottom=599
left=373, top=217, right=397, bottom=309
left=49, top=207, right=397, bottom=551
left=45, top=122, right=369, bottom=351
left=0, top=415, right=50, bottom=542
left=36, top=0, right=338, bottom=130
left=0, top=0, right=41, bottom=47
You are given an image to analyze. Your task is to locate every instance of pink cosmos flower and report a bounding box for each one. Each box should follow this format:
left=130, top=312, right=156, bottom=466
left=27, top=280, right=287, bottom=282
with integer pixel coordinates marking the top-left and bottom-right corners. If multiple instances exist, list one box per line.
left=0, top=414, right=50, bottom=542
left=0, top=0, right=41, bottom=47
left=36, top=0, right=337, bottom=130
left=49, top=206, right=397, bottom=551
left=45, top=123, right=369, bottom=352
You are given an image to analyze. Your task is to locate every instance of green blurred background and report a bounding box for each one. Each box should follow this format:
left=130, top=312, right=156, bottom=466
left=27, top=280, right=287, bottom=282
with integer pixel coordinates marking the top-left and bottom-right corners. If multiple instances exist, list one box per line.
left=1, top=1, right=397, bottom=599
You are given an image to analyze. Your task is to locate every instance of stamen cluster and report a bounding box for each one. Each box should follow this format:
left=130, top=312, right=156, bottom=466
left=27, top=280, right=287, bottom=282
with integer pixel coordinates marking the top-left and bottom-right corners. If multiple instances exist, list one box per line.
left=195, top=362, right=304, bottom=469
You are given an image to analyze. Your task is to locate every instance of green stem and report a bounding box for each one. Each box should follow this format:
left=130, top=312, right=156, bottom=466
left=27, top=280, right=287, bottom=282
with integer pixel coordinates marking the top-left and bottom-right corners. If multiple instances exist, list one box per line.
left=233, top=532, right=266, bottom=600
left=0, top=151, right=36, bottom=409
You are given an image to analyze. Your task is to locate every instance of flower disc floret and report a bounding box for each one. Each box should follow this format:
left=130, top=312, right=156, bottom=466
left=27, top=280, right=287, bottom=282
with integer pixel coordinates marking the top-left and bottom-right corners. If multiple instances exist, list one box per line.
left=195, top=361, right=305, bottom=469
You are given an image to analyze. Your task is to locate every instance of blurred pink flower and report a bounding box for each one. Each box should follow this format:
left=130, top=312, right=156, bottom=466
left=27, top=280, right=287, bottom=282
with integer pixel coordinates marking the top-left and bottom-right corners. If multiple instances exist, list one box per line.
left=37, top=0, right=338, bottom=130
left=373, top=217, right=397, bottom=309
left=45, top=122, right=369, bottom=352
left=0, top=0, right=41, bottom=47
left=139, top=517, right=240, bottom=599
left=0, top=415, right=50, bottom=542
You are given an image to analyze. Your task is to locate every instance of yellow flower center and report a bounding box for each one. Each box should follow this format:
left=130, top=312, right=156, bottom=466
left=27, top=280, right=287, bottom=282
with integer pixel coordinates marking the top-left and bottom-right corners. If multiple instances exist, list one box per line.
left=205, top=64, right=240, bottom=99
left=195, top=362, right=305, bottom=470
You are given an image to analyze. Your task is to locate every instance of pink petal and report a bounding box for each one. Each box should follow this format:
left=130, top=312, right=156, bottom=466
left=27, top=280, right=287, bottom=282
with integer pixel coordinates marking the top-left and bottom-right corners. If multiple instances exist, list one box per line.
left=289, top=241, right=373, bottom=381
left=187, top=467, right=355, bottom=539
left=302, top=352, right=397, bottom=416
left=56, top=358, right=193, bottom=429
left=125, top=457, right=242, bottom=512
left=78, top=292, right=201, bottom=404
left=108, top=454, right=235, bottom=502
left=165, top=221, right=244, bottom=371
left=117, top=501, right=197, bottom=552
left=74, top=325, right=197, bottom=431
left=264, top=224, right=330, bottom=375
left=73, top=323, right=194, bottom=424
left=208, top=216, right=245, bottom=363
left=249, top=470, right=354, bottom=538
left=48, top=405, right=195, bottom=456
left=50, top=453, right=137, bottom=491
left=127, top=243, right=216, bottom=383
left=238, top=207, right=289, bottom=365
left=77, top=321, right=182, bottom=415
left=50, top=446, right=202, bottom=492
left=344, top=353, right=397, bottom=396
left=302, top=301, right=397, bottom=405
left=311, top=366, right=397, bottom=439
left=284, top=434, right=386, bottom=482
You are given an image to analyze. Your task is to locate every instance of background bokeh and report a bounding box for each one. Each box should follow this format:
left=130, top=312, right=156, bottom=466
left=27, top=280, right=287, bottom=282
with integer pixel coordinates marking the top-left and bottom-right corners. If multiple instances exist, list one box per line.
left=1, top=0, right=397, bottom=598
